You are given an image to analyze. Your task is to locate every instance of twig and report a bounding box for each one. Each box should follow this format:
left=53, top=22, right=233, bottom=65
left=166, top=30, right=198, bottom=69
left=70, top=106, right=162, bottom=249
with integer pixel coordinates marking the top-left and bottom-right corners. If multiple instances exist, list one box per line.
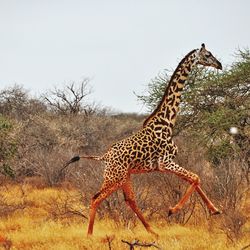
left=121, top=239, right=161, bottom=250
left=101, top=235, right=115, bottom=250
left=106, top=235, right=113, bottom=250
left=242, top=244, right=250, bottom=250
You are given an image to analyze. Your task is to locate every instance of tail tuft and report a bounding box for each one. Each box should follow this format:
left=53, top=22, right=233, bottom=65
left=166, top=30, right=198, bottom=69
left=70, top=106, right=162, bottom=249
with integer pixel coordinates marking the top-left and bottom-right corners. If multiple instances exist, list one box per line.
left=66, top=155, right=102, bottom=166
left=69, top=155, right=80, bottom=163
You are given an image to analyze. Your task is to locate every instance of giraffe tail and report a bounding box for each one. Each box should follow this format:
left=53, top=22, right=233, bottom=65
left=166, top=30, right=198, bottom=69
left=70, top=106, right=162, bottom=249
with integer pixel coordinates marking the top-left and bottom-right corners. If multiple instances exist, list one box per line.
left=60, top=155, right=103, bottom=174
left=66, top=155, right=103, bottom=165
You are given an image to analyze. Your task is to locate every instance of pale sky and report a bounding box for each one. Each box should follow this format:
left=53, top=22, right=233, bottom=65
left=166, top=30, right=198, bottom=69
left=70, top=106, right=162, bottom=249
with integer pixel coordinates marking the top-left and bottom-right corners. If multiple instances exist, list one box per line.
left=0, top=0, right=249, bottom=113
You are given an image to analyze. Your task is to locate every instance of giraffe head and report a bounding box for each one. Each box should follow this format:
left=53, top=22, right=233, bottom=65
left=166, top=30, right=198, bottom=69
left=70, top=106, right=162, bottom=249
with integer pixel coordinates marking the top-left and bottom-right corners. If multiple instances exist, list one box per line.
left=197, top=43, right=222, bottom=70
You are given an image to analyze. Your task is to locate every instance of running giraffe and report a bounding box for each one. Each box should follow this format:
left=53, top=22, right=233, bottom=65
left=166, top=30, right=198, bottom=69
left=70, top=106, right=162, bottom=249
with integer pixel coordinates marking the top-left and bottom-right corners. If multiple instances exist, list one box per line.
left=67, top=43, right=222, bottom=236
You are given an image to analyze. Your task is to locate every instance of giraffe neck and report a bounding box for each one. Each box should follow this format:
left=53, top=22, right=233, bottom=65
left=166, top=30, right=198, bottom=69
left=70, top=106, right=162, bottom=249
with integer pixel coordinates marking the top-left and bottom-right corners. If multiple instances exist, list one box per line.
left=143, top=49, right=199, bottom=132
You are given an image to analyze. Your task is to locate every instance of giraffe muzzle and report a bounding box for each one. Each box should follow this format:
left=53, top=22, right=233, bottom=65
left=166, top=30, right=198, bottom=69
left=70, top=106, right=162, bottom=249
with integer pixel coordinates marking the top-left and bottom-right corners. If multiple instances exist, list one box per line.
left=215, top=60, right=222, bottom=70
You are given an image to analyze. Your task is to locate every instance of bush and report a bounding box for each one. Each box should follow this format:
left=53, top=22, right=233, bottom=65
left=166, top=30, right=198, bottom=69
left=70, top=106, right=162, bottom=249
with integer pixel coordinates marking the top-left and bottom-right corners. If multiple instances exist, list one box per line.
left=0, top=84, right=46, bottom=120
left=0, top=115, right=18, bottom=178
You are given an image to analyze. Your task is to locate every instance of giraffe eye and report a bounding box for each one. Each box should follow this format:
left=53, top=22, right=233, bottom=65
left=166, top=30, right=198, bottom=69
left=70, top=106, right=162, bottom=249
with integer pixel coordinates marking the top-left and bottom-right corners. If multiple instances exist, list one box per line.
left=205, top=52, right=211, bottom=57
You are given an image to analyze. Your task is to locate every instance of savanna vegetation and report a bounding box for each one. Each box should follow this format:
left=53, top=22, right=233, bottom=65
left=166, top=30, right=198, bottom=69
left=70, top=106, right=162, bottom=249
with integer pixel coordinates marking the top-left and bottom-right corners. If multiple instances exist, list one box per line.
left=0, top=49, right=249, bottom=249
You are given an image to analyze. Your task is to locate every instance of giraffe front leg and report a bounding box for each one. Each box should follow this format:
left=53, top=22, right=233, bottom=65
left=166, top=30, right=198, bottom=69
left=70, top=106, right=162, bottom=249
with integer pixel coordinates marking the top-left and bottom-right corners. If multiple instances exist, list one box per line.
left=169, top=184, right=221, bottom=216
left=168, top=185, right=196, bottom=216
left=195, top=186, right=221, bottom=215
left=168, top=173, right=200, bottom=216
left=159, top=161, right=220, bottom=216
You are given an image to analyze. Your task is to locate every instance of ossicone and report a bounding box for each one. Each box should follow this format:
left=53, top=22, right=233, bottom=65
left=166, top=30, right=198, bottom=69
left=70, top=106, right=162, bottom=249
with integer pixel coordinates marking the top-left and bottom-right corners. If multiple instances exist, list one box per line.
left=201, top=43, right=205, bottom=49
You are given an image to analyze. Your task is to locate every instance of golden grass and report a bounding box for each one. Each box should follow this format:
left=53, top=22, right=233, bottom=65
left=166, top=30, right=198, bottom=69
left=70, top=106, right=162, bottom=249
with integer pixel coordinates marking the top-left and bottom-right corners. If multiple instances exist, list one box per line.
left=0, top=182, right=248, bottom=250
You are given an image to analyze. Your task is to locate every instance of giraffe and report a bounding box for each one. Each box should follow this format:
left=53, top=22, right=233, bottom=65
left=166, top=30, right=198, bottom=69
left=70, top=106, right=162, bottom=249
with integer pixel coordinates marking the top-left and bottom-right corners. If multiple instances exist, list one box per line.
left=67, top=43, right=222, bottom=236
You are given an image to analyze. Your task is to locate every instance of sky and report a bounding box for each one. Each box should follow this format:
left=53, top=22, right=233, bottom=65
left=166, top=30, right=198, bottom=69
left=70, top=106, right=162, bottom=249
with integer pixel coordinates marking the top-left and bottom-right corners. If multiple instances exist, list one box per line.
left=0, top=0, right=249, bottom=113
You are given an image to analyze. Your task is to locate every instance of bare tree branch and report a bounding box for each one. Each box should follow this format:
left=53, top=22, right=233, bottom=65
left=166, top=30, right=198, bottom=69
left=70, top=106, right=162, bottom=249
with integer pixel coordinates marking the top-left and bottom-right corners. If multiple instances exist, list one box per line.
left=121, top=239, right=161, bottom=250
left=43, top=79, right=94, bottom=115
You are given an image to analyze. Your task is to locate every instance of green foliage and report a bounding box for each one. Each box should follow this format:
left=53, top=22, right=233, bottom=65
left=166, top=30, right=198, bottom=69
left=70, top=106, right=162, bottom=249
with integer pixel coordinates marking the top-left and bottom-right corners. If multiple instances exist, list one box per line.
left=207, top=139, right=234, bottom=165
left=0, top=115, right=18, bottom=177
left=0, top=116, right=17, bottom=160
left=0, top=115, right=12, bottom=130
left=138, top=49, right=250, bottom=164
left=138, top=71, right=169, bottom=112
left=0, top=163, right=15, bottom=178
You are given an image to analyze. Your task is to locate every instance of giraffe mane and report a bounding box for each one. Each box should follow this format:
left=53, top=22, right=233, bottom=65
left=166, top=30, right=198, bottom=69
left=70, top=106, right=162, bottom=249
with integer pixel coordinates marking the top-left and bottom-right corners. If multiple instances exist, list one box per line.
left=143, top=49, right=197, bottom=127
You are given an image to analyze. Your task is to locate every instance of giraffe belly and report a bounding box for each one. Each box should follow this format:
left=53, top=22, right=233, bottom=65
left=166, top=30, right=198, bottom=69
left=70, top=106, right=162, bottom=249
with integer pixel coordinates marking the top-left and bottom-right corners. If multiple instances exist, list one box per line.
left=128, top=142, right=178, bottom=173
left=129, top=163, right=159, bottom=174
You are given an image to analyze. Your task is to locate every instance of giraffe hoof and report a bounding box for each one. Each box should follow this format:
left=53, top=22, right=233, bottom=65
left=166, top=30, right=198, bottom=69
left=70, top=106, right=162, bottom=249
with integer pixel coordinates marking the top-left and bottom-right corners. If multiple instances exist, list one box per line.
left=211, top=210, right=222, bottom=216
left=147, top=228, right=159, bottom=238
left=168, top=208, right=174, bottom=217
left=87, top=230, right=93, bottom=237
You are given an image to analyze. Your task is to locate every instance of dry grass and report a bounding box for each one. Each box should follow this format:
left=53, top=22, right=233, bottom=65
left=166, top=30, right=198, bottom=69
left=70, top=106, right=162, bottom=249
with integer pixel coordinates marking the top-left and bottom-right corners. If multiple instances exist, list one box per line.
left=0, top=182, right=249, bottom=250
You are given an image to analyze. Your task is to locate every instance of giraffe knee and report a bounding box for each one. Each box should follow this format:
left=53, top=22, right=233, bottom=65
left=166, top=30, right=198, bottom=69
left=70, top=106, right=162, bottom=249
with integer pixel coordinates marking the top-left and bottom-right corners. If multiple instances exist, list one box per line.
left=92, top=192, right=101, bottom=200
left=124, top=198, right=131, bottom=206
left=90, top=192, right=102, bottom=207
left=191, top=174, right=200, bottom=185
left=123, top=192, right=131, bottom=203
left=123, top=192, right=135, bottom=206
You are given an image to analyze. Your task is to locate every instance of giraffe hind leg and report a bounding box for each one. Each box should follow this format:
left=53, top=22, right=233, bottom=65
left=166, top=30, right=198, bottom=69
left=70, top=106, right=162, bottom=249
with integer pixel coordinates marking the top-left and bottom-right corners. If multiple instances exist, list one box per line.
left=87, top=183, right=120, bottom=235
left=122, top=179, right=158, bottom=237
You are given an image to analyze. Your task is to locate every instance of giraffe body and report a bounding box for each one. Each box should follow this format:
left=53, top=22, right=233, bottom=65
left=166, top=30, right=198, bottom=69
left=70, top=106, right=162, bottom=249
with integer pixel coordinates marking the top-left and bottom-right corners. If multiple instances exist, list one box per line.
left=102, top=125, right=177, bottom=176
left=69, top=44, right=222, bottom=235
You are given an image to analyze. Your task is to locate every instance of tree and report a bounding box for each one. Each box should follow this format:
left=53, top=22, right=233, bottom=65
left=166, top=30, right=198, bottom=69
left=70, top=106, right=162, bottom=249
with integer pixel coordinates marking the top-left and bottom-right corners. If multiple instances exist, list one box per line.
left=0, top=84, right=46, bottom=120
left=43, top=79, right=95, bottom=115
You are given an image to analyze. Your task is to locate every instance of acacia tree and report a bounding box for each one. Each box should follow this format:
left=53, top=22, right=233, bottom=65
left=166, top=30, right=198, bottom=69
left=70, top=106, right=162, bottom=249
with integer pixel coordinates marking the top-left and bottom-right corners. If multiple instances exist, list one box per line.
left=43, top=79, right=95, bottom=115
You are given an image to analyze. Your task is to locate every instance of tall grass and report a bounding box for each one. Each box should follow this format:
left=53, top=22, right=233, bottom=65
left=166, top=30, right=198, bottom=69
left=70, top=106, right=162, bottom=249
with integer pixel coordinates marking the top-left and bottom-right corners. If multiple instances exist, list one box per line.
left=0, top=182, right=248, bottom=250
